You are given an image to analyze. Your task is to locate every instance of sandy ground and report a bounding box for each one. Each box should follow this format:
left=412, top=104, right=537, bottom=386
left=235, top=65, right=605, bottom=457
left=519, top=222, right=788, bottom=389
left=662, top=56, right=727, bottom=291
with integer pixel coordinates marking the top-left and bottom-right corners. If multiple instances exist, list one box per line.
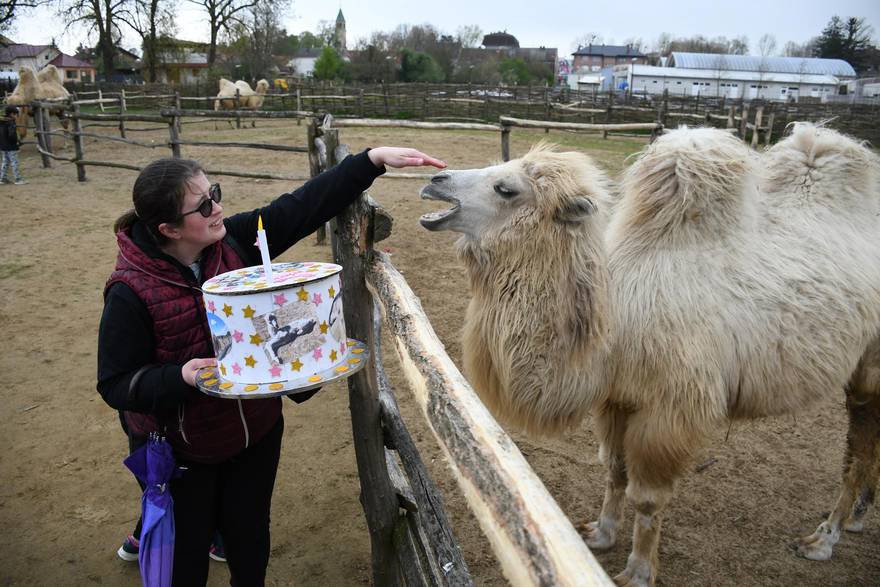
left=0, top=120, right=878, bottom=586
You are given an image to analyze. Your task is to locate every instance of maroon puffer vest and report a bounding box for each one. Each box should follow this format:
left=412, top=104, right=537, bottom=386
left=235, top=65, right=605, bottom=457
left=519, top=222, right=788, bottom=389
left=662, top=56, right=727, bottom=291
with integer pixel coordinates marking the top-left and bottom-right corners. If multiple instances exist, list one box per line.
left=107, top=229, right=281, bottom=464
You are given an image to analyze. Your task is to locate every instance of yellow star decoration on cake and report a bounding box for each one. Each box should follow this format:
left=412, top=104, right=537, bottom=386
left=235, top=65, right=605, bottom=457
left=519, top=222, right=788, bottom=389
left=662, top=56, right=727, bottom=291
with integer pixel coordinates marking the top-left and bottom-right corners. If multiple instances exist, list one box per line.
left=291, top=359, right=303, bottom=371
left=319, top=321, right=328, bottom=334
left=250, top=333, right=263, bottom=345
left=244, top=355, right=257, bottom=368
left=328, top=286, right=336, bottom=298
left=242, top=305, right=256, bottom=318
left=223, top=304, right=233, bottom=317
left=330, top=349, right=338, bottom=362
left=297, top=287, right=308, bottom=302
left=220, top=364, right=227, bottom=376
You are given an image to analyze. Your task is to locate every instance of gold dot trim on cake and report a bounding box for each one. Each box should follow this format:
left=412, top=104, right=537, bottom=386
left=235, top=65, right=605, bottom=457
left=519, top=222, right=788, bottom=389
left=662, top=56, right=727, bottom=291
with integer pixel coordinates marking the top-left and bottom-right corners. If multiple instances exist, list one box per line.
left=204, top=378, right=219, bottom=386
left=244, top=384, right=259, bottom=392
left=269, top=383, right=284, bottom=391
left=335, top=365, right=349, bottom=373
left=308, top=375, right=322, bottom=383
left=352, top=348, right=364, bottom=354
left=220, top=382, right=234, bottom=390
left=348, top=358, right=361, bottom=364
left=200, top=371, right=215, bottom=379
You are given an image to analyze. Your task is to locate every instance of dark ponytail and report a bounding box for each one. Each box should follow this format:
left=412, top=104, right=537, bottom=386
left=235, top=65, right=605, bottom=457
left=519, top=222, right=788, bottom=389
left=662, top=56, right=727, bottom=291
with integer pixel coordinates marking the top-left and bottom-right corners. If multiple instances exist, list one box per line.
left=113, top=157, right=205, bottom=245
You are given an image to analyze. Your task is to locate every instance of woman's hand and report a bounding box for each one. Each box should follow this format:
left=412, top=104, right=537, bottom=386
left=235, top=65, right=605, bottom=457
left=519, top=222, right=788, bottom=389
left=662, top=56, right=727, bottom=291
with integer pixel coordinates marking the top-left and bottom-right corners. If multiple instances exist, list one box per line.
left=368, top=147, right=447, bottom=170
left=182, top=358, right=217, bottom=387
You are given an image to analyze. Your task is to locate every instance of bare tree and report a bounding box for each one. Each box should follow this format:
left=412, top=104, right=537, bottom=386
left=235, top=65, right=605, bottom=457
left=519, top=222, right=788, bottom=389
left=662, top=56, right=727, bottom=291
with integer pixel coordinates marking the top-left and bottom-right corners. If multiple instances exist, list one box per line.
left=1, top=0, right=51, bottom=31
left=57, top=0, right=128, bottom=78
left=117, top=0, right=175, bottom=82
left=573, top=32, right=603, bottom=49
left=757, top=33, right=777, bottom=57
left=185, top=0, right=265, bottom=68
left=455, top=24, right=482, bottom=48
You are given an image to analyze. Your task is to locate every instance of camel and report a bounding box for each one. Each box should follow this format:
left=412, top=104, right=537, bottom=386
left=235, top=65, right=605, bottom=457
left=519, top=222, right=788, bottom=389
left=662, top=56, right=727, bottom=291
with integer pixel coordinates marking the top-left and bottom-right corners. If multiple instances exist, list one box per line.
left=214, top=78, right=269, bottom=128
left=418, top=125, right=880, bottom=586
left=6, top=65, right=70, bottom=139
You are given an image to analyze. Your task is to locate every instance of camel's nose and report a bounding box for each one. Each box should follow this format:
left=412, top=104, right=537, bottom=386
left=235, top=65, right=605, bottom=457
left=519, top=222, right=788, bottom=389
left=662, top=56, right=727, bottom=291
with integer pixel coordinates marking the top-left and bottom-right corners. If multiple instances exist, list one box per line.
left=430, top=172, right=450, bottom=184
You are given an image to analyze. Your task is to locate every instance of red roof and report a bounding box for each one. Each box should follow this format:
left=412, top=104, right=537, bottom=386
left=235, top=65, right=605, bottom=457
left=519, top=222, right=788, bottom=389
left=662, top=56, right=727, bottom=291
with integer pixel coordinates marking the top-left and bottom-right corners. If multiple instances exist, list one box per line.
left=49, top=53, right=94, bottom=68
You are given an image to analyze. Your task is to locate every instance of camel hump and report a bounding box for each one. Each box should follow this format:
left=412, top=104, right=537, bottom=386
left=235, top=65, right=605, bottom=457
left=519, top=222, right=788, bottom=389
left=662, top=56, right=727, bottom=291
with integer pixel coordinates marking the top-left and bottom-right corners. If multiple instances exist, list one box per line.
left=762, top=123, right=880, bottom=210
left=616, top=127, right=753, bottom=238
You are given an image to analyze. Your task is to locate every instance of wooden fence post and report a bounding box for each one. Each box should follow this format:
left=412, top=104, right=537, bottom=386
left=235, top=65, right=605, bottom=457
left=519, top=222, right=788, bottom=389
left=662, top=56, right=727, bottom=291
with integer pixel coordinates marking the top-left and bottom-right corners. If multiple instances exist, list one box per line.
left=501, top=123, right=511, bottom=161
left=72, top=103, right=86, bottom=181
left=382, top=83, right=389, bottom=117
left=118, top=89, right=127, bottom=138
left=307, top=118, right=329, bottom=245
left=764, top=110, right=775, bottom=146
left=35, top=105, right=51, bottom=168
left=168, top=111, right=181, bottom=158
left=97, top=84, right=105, bottom=112
left=174, top=91, right=182, bottom=135
left=359, top=88, right=365, bottom=118
left=739, top=102, right=750, bottom=139
left=330, top=138, right=402, bottom=587
left=727, top=104, right=736, bottom=130
left=751, top=105, right=764, bottom=148
left=235, top=88, right=241, bottom=129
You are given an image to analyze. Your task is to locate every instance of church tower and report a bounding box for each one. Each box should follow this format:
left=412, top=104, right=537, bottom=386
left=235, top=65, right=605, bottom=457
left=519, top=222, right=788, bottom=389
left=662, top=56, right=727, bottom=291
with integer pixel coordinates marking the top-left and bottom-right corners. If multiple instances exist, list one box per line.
left=334, top=9, right=346, bottom=53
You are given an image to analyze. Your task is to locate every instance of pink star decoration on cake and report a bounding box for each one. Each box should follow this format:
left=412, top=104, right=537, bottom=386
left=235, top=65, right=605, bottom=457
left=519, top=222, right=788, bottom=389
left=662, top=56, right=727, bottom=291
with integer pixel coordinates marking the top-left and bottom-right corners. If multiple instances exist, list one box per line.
left=340, top=341, right=346, bottom=354
left=233, top=330, right=244, bottom=343
left=312, top=347, right=323, bottom=360
left=207, top=300, right=216, bottom=312
left=269, top=364, right=282, bottom=377
left=312, top=292, right=322, bottom=307
left=232, top=363, right=242, bottom=375
left=273, top=293, right=287, bottom=306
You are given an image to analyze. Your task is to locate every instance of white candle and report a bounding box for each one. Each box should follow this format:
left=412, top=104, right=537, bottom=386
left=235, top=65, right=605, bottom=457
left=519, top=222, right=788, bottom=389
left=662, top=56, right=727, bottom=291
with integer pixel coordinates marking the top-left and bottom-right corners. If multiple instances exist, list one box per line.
left=257, top=215, right=274, bottom=284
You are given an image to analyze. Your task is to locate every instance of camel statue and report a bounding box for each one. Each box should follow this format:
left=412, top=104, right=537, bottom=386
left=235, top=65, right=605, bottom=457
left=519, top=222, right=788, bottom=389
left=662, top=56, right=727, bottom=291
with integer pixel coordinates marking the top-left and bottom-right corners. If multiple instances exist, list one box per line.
left=6, top=65, right=70, bottom=139
left=417, top=125, right=880, bottom=586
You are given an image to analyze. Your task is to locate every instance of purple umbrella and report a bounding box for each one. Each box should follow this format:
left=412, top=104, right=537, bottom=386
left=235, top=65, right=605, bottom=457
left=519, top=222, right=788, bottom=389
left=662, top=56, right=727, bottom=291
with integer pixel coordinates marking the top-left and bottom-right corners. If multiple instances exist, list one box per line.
left=124, top=433, right=178, bottom=587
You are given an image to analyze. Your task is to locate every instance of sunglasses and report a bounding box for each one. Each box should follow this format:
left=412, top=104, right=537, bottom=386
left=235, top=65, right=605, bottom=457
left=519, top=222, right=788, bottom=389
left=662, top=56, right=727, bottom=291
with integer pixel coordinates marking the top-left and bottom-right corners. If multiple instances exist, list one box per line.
left=180, top=183, right=222, bottom=218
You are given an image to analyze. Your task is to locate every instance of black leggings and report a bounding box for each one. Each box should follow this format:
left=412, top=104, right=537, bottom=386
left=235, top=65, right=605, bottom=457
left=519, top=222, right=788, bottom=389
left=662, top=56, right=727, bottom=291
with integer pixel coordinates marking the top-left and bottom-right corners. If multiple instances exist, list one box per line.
left=171, top=416, right=284, bottom=586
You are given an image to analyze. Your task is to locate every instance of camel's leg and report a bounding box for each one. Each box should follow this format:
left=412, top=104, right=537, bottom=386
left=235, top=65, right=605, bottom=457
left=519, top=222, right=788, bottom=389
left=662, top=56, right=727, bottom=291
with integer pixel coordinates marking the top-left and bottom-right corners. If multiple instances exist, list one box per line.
left=614, top=412, right=700, bottom=587
left=580, top=402, right=629, bottom=550
left=795, top=379, right=880, bottom=560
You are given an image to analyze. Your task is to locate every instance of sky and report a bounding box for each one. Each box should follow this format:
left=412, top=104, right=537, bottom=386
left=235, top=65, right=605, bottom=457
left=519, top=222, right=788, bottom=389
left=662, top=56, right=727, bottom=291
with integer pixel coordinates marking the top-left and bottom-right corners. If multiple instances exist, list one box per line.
left=6, top=0, right=880, bottom=59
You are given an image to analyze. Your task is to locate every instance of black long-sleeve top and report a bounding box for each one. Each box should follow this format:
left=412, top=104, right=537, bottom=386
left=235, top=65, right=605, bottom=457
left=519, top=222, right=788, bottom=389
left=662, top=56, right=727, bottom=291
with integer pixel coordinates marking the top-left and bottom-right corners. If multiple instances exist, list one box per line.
left=97, top=149, right=383, bottom=414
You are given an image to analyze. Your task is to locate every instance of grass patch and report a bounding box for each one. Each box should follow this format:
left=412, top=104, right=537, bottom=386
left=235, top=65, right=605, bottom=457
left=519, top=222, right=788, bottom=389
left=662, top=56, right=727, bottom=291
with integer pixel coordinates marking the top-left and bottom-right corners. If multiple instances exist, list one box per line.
left=0, top=263, right=33, bottom=279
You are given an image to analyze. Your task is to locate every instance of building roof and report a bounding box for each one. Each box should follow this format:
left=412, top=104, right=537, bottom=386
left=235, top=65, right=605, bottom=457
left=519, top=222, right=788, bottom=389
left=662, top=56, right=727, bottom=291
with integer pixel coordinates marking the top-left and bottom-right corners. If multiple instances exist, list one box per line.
left=49, top=53, right=94, bottom=68
left=669, top=52, right=856, bottom=77
left=572, top=44, right=646, bottom=58
left=336, top=9, right=345, bottom=23
left=293, top=48, right=323, bottom=59
left=0, top=43, right=54, bottom=64
left=483, top=32, right=519, bottom=49
left=630, top=64, right=841, bottom=85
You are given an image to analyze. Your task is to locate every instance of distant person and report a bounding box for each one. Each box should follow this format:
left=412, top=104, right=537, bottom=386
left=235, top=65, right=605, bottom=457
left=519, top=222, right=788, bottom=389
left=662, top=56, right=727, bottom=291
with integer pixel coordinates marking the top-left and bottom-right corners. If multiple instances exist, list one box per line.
left=0, top=106, right=25, bottom=185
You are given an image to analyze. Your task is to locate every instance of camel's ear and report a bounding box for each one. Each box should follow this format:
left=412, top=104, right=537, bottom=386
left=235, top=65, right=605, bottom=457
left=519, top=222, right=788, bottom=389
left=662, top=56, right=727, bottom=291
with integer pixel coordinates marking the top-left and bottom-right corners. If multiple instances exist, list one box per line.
left=554, top=196, right=597, bottom=225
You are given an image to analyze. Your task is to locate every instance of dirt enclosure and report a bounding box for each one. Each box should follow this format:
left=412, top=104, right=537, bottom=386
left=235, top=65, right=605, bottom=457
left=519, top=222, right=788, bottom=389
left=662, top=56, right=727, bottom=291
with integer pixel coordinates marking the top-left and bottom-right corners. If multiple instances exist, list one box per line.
left=0, top=119, right=878, bottom=586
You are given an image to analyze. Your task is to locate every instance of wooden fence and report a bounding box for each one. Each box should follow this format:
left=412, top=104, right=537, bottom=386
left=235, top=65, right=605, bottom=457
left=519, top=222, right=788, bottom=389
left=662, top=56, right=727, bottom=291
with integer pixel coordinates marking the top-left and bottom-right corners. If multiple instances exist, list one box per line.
left=62, top=81, right=880, bottom=145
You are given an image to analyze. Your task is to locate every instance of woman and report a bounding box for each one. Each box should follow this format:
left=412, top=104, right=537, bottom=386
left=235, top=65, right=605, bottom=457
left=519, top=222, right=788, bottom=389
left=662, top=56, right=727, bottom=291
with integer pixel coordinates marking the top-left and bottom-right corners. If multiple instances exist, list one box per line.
left=97, top=146, right=445, bottom=584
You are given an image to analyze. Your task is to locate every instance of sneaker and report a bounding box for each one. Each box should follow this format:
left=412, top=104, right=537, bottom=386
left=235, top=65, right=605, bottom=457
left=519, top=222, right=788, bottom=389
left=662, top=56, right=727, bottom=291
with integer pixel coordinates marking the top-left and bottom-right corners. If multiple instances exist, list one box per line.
left=209, top=541, right=226, bottom=563
left=14, top=180, right=25, bottom=185
left=117, top=534, right=139, bottom=562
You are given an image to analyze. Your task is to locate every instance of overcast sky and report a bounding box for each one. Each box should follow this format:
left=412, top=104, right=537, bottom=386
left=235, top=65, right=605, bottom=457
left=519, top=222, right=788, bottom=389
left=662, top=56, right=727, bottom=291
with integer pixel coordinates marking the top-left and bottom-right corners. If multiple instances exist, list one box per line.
left=7, top=0, right=880, bottom=59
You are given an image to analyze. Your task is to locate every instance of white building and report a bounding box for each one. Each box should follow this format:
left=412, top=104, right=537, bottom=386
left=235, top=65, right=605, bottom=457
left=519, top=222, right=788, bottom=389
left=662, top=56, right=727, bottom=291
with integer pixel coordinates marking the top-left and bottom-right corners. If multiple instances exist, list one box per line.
left=288, top=48, right=322, bottom=78
left=0, top=43, right=60, bottom=76
left=615, top=52, right=856, bottom=101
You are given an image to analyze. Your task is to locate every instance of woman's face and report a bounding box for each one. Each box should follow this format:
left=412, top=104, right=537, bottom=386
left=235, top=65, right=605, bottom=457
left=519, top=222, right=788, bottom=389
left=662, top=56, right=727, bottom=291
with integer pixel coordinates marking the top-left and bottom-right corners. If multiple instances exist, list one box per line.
left=177, top=171, right=226, bottom=248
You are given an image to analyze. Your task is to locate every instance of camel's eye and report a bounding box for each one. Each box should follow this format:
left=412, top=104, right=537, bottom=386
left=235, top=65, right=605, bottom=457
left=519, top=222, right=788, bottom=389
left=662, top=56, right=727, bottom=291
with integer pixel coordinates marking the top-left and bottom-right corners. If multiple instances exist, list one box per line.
left=494, top=184, right=518, bottom=198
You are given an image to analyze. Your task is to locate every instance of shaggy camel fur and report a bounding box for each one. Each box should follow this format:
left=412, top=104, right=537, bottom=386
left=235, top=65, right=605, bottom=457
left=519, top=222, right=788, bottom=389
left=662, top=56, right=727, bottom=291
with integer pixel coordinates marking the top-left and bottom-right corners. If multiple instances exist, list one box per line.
left=419, top=125, right=880, bottom=586
left=6, top=66, right=70, bottom=138
left=214, top=78, right=269, bottom=128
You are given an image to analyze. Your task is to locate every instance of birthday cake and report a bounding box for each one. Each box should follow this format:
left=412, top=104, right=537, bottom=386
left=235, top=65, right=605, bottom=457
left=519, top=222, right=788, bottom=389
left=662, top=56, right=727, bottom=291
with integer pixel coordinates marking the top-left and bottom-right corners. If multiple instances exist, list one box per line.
left=195, top=261, right=368, bottom=398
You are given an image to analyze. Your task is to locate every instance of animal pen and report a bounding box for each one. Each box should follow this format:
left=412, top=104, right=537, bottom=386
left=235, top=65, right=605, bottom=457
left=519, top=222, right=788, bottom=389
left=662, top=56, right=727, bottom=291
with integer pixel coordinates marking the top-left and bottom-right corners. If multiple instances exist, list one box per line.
left=22, top=95, right=625, bottom=584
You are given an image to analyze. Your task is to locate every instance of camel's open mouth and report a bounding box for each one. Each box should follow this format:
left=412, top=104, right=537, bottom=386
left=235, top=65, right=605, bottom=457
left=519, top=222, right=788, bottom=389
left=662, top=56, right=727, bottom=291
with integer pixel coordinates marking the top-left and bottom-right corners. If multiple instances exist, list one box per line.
left=419, top=186, right=460, bottom=230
